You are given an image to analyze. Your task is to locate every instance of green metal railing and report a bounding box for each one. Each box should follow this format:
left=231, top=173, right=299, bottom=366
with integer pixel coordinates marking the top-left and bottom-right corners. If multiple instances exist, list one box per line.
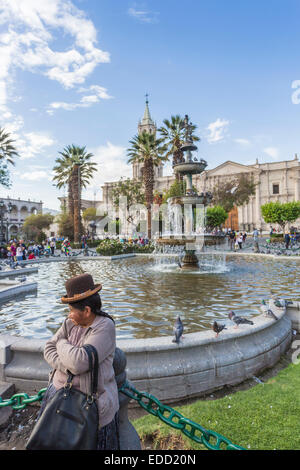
left=0, top=382, right=245, bottom=450
left=119, top=381, right=245, bottom=450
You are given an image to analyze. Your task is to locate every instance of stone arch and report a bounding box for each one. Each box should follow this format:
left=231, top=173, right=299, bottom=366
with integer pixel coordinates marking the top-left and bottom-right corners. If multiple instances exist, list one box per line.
left=20, top=206, right=29, bottom=219
left=10, top=205, right=18, bottom=218
left=9, top=225, right=19, bottom=239
left=31, top=207, right=38, bottom=215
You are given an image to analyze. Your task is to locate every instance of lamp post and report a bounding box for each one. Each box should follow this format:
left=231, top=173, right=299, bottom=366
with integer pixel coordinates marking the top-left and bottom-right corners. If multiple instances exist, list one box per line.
left=0, top=200, right=6, bottom=243
left=6, top=201, right=13, bottom=242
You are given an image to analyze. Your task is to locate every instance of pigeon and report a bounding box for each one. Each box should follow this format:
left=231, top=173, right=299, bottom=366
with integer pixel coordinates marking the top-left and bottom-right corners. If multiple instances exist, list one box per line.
left=172, top=316, right=184, bottom=343
left=228, top=311, right=254, bottom=328
left=18, top=276, right=27, bottom=283
left=274, top=299, right=292, bottom=308
left=266, top=309, right=278, bottom=321
left=212, top=321, right=227, bottom=337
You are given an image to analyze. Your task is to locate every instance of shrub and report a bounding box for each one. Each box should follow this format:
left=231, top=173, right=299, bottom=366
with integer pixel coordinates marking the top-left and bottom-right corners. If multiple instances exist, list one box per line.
left=96, top=239, right=155, bottom=256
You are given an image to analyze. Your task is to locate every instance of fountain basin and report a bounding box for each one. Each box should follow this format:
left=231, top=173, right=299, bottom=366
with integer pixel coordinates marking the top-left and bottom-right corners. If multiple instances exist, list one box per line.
left=173, top=161, right=207, bottom=175
left=0, top=301, right=292, bottom=402
left=0, top=279, right=37, bottom=302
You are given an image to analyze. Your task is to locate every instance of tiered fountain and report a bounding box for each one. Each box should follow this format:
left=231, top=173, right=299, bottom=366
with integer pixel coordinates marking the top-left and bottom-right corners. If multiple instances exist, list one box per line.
left=156, top=115, right=224, bottom=269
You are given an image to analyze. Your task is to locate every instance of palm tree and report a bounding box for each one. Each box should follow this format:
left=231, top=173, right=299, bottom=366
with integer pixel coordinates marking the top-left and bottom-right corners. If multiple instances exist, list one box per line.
left=158, top=115, right=200, bottom=181
left=127, top=131, right=168, bottom=239
left=0, top=127, right=19, bottom=165
left=52, top=145, right=97, bottom=242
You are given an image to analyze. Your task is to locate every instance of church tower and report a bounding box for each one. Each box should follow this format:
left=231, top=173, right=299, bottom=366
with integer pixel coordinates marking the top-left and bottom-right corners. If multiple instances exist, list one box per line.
left=132, top=96, right=163, bottom=180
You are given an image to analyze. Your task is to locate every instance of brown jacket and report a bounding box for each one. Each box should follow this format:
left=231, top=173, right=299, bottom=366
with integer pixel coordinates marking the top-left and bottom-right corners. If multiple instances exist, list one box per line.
left=44, top=315, right=119, bottom=428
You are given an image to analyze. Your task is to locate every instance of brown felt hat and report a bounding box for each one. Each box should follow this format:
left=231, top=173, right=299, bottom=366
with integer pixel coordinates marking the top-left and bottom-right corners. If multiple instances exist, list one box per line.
left=61, top=273, right=102, bottom=304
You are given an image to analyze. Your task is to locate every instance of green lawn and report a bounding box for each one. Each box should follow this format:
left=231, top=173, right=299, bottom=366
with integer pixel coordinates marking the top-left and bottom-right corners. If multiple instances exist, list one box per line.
left=132, top=361, right=300, bottom=450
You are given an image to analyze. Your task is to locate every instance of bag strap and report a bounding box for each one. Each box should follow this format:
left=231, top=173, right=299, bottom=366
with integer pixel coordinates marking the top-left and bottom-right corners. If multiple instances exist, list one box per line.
left=65, top=344, right=99, bottom=397
left=82, top=344, right=99, bottom=396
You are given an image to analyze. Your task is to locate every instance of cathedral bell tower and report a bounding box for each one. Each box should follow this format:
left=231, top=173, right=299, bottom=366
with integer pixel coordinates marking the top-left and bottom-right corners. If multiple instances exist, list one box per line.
left=132, top=96, right=163, bottom=180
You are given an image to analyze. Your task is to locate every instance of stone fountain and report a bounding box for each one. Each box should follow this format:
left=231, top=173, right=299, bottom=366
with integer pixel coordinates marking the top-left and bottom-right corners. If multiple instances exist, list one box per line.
left=156, top=115, right=223, bottom=269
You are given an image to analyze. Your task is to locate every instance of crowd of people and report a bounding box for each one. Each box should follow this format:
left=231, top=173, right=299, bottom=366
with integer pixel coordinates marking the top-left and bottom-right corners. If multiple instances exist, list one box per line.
left=118, top=235, right=149, bottom=245
left=0, top=235, right=101, bottom=262
left=226, top=230, right=248, bottom=251
left=0, top=238, right=59, bottom=262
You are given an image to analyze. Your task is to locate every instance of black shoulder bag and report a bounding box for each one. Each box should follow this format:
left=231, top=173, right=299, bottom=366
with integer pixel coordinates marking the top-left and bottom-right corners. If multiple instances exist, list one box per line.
left=26, top=344, right=99, bottom=450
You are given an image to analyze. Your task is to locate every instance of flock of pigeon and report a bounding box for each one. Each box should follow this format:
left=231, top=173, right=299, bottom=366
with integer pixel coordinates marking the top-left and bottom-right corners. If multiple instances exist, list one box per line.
left=172, top=297, right=292, bottom=343
left=258, top=241, right=300, bottom=257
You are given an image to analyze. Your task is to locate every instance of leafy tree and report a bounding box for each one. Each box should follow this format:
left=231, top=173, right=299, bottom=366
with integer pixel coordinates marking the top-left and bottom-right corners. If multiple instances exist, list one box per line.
left=212, top=174, right=257, bottom=213
left=23, top=213, right=54, bottom=242
left=0, top=128, right=19, bottom=165
left=111, top=177, right=145, bottom=232
left=0, top=128, right=19, bottom=187
left=161, top=180, right=198, bottom=204
left=52, top=145, right=97, bottom=242
left=206, top=206, right=228, bottom=230
left=162, top=180, right=185, bottom=203
left=82, top=207, right=97, bottom=222
left=158, top=115, right=200, bottom=180
left=111, top=177, right=145, bottom=208
left=0, top=162, right=12, bottom=188
left=261, top=201, right=300, bottom=231
left=56, top=211, right=74, bottom=241
left=127, top=131, right=168, bottom=238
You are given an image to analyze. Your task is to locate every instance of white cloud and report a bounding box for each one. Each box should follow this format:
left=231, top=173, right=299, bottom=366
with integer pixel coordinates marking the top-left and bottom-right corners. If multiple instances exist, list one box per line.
left=0, top=0, right=110, bottom=162
left=128, top=4, right=159, bottom=23
left=206, top=118, right=230, bottom=144
left=81, top=142, right=132, bottom=200
left=263, top=147, right=279, bottom=160
left=20, top=170, right=50, bottom=181
left=0, top=0, right=110, bottom=91
left=47, top=84, right=112, bottom=114
left=21, top=132, right=55, bottom=159
left=0, top=0, right=111, bottom=131
left=234, top=138, right=250, bottom=146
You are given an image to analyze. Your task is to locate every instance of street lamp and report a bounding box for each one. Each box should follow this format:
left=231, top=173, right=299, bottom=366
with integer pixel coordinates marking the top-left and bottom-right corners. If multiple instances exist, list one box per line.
left=0, top=200, right=6, bottom=243
left=6, top=201, right=13, bottom=242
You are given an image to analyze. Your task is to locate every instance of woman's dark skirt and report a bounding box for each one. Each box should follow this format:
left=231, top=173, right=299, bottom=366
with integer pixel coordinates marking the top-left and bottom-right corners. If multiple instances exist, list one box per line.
left=37, top=383, right=120, bottom=450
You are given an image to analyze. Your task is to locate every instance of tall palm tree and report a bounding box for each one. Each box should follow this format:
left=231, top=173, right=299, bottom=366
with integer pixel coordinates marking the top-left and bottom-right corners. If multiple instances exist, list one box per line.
left=158, top=115, right=200, bottom=181
left=0, top=127, right=19, bottom=165
left=127, top=131, right=168, bottom=239
left=52, top=145, right=97, bottom=242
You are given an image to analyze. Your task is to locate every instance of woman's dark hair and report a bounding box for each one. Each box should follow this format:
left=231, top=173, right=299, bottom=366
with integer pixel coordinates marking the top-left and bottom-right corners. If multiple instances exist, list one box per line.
left=70, top=293, right=115, bottom=323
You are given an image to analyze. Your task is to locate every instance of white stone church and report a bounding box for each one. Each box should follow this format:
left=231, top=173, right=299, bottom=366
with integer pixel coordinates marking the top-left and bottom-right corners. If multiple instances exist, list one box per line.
left=93, top=101, right=300, bottom=233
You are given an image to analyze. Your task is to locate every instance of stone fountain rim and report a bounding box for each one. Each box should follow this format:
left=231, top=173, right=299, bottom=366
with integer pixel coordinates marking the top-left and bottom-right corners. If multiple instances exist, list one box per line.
left=1, top=302, right=287, bottom=354
left=116, top=302, right=287, bottom=352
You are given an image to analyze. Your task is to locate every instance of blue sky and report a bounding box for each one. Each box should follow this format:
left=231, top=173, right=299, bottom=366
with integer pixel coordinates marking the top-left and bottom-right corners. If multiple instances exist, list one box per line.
left=1, top=0, right=300, bottom=209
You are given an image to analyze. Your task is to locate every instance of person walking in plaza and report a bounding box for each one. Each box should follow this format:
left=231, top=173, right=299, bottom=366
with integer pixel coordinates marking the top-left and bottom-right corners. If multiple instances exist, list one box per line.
left=62, top=238, right=71, bottom=257
left=229, top=230, right=236, bottom=251
left=253, top=228, right=259, bottom=241
left=16, top=243, right=23, bottom=262
left=50, top=239, right=56, bottom=256
left=40, top=273, right=120, bottom=450
left=237, top=233, right=243, bottom=249
left=284, top=231, right=291, bottom=250
left=10, top=241, right=16, bottom=261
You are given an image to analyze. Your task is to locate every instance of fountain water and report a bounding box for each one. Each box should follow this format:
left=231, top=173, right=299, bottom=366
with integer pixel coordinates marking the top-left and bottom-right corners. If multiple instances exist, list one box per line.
left=156, top=114, right=225, bottom=270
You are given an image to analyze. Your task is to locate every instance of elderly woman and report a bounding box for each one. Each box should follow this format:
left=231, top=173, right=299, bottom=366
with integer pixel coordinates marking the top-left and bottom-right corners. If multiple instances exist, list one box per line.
left=41, top=273, right=120, bottom=450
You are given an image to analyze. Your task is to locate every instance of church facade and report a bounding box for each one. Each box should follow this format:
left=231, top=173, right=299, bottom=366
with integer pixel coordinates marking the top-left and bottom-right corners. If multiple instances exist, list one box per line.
left=96, top=102, right=300, bottom=233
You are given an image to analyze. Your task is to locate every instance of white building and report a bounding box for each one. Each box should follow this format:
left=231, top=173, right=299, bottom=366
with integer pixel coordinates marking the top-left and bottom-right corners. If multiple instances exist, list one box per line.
left=60, top=100, right=300, bottom=234
left=0, top=197, right=43, bottom=240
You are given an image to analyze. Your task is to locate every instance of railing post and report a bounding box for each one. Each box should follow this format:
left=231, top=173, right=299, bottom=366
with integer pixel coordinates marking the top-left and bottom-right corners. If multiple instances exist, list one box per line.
left=113, top=347, right=141, bottom=450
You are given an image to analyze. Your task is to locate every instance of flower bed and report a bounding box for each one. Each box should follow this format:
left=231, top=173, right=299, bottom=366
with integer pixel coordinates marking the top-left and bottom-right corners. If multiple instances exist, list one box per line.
left=96, top=239, right=154, bottom=256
